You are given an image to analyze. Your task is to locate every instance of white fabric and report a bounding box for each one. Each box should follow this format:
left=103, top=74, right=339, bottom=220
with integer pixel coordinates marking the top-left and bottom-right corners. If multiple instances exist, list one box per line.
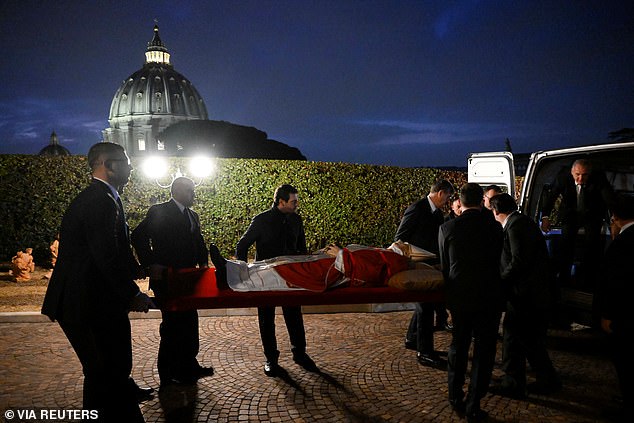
left=225, top=254, right=333, bottom=292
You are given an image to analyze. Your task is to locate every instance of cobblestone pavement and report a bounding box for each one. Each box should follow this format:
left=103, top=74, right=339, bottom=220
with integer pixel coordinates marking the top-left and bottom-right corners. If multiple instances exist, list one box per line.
left=0, top=311, right=623, bottom=422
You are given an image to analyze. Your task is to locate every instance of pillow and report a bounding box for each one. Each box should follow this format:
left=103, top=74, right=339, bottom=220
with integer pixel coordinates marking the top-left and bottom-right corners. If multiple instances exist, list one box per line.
left=387, top=268, right=444, bottom=291
left=390, top=240, right=437, bottom=262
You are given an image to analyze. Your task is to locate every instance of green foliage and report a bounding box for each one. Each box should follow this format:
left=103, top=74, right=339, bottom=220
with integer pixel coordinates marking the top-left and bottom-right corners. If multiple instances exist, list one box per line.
left=0, top=155, right=466, bottom=263
left=0, top=155, right=91, bottom=265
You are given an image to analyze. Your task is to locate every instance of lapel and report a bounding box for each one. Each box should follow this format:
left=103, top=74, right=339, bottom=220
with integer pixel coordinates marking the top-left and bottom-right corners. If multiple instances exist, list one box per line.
left=92, top=179, right=129, bottom=245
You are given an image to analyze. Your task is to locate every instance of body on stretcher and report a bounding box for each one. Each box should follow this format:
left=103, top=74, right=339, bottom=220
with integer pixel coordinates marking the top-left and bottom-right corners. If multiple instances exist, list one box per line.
left=157, top=266, right=445, bottom=312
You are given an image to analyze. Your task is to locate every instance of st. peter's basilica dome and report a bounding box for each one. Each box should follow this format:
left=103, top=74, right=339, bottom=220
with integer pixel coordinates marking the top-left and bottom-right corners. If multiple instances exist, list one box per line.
left=102, top=25, right=208, bottom=155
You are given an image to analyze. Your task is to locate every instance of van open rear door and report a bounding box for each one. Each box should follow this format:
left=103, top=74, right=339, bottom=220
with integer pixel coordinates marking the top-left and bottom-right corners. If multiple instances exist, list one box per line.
left=467, top=151, right=515, bottom=197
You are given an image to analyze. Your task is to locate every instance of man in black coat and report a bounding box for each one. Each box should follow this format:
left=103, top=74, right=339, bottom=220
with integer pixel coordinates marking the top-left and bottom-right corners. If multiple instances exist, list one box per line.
left=236, top=184, right=317, bottom=377
left=599, top=194, right=634, bottom=422
left=490, top=193, right=560, bottom=398
left=395, top=179, right=454, bottom=368
left=42, top=142, right=154, bottom=422
left=439, top=183, right=504, bottom=422
left=541, top=159, right=614, bottom=290
left=131, top=177, right=212, bottom=387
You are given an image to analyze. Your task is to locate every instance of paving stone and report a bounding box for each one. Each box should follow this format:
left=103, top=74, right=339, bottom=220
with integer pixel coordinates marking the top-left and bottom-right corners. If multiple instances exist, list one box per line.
left=0, top=312, right=621, bottom=422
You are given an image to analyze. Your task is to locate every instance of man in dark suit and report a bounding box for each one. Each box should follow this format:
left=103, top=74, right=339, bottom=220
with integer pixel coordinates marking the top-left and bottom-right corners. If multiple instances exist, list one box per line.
left=439, top=183, right=504, bottom=422
left=482, top=184, right=502, bottom=222
left=541, top=159, right=614, bottom=290
left=395, top=179, right=454, bottom=368
left=42, top=142, right=154, bottom=422
left=599, top=194, right=634, bottom=422
left=489, top=193, right=560, bottom=398
left=236, top=184, right=317, bottom=377
left=131, top=177, right=213, bottom=387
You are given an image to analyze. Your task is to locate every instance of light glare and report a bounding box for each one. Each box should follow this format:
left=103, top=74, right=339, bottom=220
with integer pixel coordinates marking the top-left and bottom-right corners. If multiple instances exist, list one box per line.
left=189, top=156, right=214, bottom=178
left=142, top=156, right=169, bottom=179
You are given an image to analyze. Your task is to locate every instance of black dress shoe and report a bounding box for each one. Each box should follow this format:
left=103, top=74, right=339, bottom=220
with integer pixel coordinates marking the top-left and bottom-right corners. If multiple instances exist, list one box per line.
left=404, top=339, right=417, bottom=351
left=134, top=386, right=155, bottom=403
left=264, top=361, right=280, bottom=377
left=417, top=352, right=447, bottom=370
left=489, top=383, right=526, bottom=399
left=449, top=398, right=466, bottom=415
left=293, top=353, right=318, bottom=372
left=466, top=409, right=488, bottom=423
left=194, top=365, right=215, bottom=379
left=527, top=379, right=561, bottom=395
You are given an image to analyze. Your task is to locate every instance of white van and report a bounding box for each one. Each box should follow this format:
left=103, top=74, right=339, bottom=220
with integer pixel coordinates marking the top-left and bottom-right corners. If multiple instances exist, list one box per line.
left=468, top=141, right=634, bottom=327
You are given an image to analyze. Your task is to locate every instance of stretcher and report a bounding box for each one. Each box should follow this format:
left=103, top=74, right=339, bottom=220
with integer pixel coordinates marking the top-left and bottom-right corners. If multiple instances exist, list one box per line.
left=160, top=267, right=445, bottom=311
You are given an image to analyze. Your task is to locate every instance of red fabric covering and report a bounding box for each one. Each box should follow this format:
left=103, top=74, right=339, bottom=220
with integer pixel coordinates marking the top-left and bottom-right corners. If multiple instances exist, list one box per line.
left=160, top=267, right=444, bottom=311
left=340, top=248, right=409, bottom=286
left=273, top=257, right=339, bottom=292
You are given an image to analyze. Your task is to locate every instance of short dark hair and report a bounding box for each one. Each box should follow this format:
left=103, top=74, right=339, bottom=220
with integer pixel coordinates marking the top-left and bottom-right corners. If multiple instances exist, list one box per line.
left=489, top=193, right=517, bottom=215
left=430, top=179, right=455, bottom=195
left=484, top=184, right=503, bottom=194
left=611, top=194, right=634, bottom=221
left=87, top=142, right=125, bottom=170
left=459, top=183, right=484, bottom=208
left=273, top=184, right=298, bottom=206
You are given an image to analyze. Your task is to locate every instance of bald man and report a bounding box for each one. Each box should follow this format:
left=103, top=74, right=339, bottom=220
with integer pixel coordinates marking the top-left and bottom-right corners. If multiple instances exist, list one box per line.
left=132, top=177, right=213, bottom=387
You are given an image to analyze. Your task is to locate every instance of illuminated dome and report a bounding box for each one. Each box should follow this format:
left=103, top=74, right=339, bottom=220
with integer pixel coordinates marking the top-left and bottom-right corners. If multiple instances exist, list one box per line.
left=102, top=25, right=208, bottom=155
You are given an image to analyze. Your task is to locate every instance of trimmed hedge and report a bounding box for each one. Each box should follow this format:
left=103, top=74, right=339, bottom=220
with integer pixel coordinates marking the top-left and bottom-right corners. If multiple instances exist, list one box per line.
left=0, top=155, right=466, bottom=264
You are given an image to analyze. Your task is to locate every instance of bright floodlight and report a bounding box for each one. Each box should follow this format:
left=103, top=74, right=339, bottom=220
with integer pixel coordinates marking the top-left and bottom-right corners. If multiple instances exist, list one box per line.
left=142, top=156, right=169, bottom=179
left=188, top=156, right=214, bottom=178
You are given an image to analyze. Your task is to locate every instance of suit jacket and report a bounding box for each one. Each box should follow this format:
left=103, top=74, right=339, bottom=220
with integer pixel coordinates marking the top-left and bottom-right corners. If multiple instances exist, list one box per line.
left=439, top=208, right=504, bottom=312
left=598, top=225, right=634, bottom=331
left=394, top=197, right=444, bottom=255
left=131, top=199, right=208, bottom=272
left=236, top=206, right=307, bottom=261
left=542, top=167, right=614, bottom=228
left=42, top=179, right=140, bottom=322
left=500, top=212, right=551, bottom=309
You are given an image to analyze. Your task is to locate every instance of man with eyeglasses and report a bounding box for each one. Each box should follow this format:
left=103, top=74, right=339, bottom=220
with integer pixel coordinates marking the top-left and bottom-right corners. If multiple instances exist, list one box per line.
left=42, top=142, right=154, bottom=422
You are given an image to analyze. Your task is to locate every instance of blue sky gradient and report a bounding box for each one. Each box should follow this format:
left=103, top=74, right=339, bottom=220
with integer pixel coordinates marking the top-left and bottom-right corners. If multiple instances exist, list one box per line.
left=1, top=0, right=632, bottom=166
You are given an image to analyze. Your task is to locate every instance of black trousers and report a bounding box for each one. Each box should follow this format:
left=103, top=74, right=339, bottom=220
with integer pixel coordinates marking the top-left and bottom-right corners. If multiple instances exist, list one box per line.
left=157, top=309, right=200, bottom=382
left=59, top=312, right=144, bottom=422
left=610, top=326, right=634, bottom=420
left=153, top=279, right=200, bottom=382
left=501, top=303, right=557, bottom=388
left=448, top=309, right=501, bottom=415
left=406, top=302, right=447, bottom=354
left=257, top=305, right=306, bottom=363
left=559, top=221, right=602, bottom=290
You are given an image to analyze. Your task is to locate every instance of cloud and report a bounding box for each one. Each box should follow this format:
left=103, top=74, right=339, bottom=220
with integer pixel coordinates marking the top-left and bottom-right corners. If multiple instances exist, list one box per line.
left=433, top=0, right=483, bottom=39
left=0, top=98, right=106, bottom=149
left=355, top=119, right=544, bottom=146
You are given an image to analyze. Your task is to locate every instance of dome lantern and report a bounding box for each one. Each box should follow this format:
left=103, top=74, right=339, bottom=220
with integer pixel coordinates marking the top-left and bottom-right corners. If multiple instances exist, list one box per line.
left=145, top=24, right=171, bottom=66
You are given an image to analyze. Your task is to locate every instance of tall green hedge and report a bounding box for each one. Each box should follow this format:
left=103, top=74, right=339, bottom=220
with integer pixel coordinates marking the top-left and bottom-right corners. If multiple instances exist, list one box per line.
left=0, top=155, right=466, bottom=264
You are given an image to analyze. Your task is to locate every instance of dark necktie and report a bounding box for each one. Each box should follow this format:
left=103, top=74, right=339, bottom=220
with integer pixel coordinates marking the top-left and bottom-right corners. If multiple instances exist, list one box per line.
left=576, top=184, right=586, bottom=213
left=433, top=208, right=443, bottom=223
left=183, top=207, right=193, bottom=232
left=115, top=196, right=130, bottom=242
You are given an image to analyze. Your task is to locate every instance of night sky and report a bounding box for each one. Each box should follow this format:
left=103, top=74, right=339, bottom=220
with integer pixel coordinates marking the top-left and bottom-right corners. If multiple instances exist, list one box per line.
left=1, top=1, right=633, bottom=167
